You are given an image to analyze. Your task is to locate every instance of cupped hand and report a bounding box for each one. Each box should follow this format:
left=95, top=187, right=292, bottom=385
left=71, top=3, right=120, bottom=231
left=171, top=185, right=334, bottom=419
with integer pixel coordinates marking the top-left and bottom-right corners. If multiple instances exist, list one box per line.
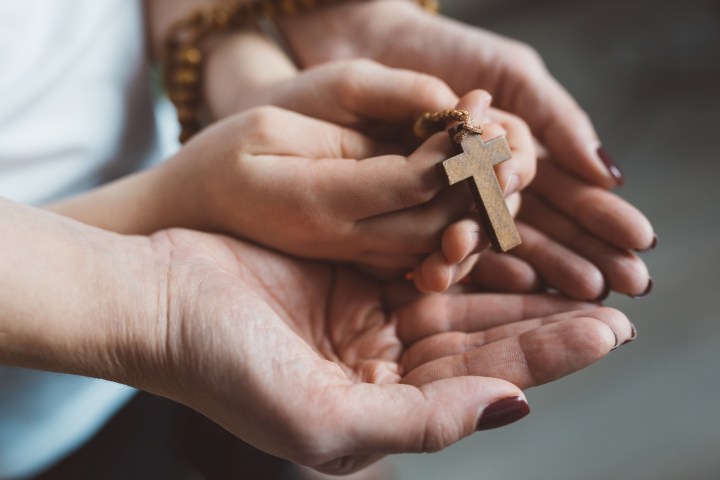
left=276, top=0, right=622, bottom=188
left=203, top=29, right=458, bottom=142
left=430, top=154, right=655, bottom=299
left=133, top=228, right=634, bottom=475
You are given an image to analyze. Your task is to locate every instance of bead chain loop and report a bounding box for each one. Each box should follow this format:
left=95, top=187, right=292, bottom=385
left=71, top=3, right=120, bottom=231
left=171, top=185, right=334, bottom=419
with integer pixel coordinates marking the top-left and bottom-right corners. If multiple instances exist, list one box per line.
left=164, top=0, right=441, bottom=143
left=413, top=109, right=483, bottom=144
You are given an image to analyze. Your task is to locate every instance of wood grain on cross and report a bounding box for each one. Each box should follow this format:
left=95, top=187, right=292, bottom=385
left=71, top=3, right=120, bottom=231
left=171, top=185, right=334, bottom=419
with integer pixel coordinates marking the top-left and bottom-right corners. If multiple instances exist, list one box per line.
left=441, top=125, right=522, bottom=252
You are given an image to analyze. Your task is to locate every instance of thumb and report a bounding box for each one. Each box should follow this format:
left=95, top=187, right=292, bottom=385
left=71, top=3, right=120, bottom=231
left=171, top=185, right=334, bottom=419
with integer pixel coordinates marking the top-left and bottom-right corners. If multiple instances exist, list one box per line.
left=331, top=377, right=528, bottom=456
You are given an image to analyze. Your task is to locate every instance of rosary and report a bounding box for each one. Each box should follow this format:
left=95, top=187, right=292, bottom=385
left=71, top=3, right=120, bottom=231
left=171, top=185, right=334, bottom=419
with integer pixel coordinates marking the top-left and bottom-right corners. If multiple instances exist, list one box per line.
left=415, top=110, right=522, bottom=253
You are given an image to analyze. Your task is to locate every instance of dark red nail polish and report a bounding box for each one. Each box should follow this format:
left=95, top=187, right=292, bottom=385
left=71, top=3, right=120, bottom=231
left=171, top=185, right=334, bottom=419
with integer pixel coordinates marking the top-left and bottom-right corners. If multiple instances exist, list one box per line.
left=610, top=329, right=621, bottom=351
left=597, top=146, right=624, bottom=186
left=594, top=283, right=611, bottom=302
left=623, top=323, right=638, bottom=346
left=630, top=278, right=653, bottom=299
left=636, top=234, right=658, bottom=252
left=476, top=396, right=530, bottom=431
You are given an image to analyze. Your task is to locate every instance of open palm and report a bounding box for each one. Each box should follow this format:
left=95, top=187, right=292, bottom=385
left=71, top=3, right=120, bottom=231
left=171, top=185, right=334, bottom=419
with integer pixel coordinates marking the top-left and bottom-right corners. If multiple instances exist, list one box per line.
left=148, top=229, right=633, bottom=475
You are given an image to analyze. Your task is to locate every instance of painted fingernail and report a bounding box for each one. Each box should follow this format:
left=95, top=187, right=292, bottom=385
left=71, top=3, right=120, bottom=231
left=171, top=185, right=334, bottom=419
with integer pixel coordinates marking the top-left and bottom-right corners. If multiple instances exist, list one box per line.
left=594, top=283, right=611, bottom=302
left=504, top=174, right=520, bottom=197
left=476, top=396, right=530, bottom=431
left=597, top=146, right=624, bottom=187
left=630, top=277, right=653, bottom=299
left=635, top=234, right=658, bottom=252
left=623, top=323, right=638, bottom=346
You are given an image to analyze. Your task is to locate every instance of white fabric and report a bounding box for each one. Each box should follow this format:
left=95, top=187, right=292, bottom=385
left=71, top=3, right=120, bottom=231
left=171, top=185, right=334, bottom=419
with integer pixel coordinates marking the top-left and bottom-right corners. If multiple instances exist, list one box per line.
left=0, top=0, right=160, bottom=204
left=0, top=0, right=176, bottom=478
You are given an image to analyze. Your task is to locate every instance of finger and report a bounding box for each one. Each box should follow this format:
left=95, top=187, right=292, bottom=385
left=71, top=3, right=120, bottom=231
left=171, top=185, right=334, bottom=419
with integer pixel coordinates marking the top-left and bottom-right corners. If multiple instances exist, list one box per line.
left=402, top=308, right=630, bottom=388
left=233, top=106, right=383, bottom=159
left=453, top=92, right=535, bottom=197
left=510, top=222, right=606, bottom=300
left=468, top=251, right=541, bottom=293
left=306, top=133, right=452, bottom=220
left=396, top=292, right=595, bottom=344
left=354, top=181, right=473, bottom=256
left=401, top=306, right=632, bottom=373
left=519, top=194, right=651, bottom=296
left=486, top=107, right=537, bottom=197
left=329, top=59, right=460, bottom=125
left=439, top=193, right=521, bottom=264
left=414, top=250, right=480, bottom=293
left=529, top=158, right=655, bottom=250
left=495, top=44, right=618, bottom=188
left=312, top=377, right=526, bottom=468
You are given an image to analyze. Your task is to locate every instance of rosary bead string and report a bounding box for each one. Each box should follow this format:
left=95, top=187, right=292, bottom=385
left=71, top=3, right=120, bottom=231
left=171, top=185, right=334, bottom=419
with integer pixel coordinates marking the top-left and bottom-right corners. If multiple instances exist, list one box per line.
left=413, top=109, right=483, bottom=144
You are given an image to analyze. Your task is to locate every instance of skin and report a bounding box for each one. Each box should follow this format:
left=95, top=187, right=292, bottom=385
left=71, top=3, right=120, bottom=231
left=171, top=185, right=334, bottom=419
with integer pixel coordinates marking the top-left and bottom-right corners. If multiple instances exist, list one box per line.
left=192, top=29, right=655, bottom=297
left=0, top=198, right=635, bottom=475
left=47, top=91, right=536, bottom=276
left=273, top=0, right=620, bottom=188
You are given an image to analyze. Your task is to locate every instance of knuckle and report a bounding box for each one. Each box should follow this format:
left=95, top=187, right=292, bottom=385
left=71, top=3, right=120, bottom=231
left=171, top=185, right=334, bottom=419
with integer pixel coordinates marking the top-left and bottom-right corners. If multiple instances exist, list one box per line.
left=409, top=73, right=456, bottom=109
left=245, top=105, right=285, bottom=142
left=420, top=410, right=460, bottom=453
left=337, top=59, right=375, bottom=92
left=510, top=41, right=544, bottom=69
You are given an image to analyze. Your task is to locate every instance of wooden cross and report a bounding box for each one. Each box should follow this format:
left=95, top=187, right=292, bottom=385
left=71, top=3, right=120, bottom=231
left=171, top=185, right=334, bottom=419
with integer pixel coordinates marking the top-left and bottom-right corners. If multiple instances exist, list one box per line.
left=441, top=125, right=522, bottom=252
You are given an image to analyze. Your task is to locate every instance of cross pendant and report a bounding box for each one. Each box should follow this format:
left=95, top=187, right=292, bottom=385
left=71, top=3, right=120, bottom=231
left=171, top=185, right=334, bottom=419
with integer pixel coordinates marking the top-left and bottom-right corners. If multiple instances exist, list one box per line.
left=440, top=124, right=522, bottom=252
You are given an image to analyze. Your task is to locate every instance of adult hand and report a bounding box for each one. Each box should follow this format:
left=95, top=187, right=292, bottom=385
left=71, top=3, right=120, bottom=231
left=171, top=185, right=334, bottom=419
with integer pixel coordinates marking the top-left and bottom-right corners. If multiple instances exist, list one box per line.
left=0, top=199, right=635, bottom=475
left=276, top=0, right=623, bottom=188
left=131, top=227, right=634, bottom=474
left=427, top=154, right=655, bottom=299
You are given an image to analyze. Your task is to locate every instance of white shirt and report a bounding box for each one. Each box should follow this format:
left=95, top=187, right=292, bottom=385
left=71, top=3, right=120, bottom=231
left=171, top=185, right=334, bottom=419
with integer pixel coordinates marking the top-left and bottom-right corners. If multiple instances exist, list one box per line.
left=0, top=0, right=177, bottom=477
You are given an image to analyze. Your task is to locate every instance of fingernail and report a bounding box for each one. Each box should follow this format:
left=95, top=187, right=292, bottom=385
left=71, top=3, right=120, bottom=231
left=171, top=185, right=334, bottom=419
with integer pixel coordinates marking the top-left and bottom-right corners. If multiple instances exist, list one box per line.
left=476, top=396, right=530, bottom=431
left=610, top=329, right=621, bottom=351
left=623, top=323, right=638, bottom=346
left=594, top=283, right=611, bottom=302
left=629, top=277, right=653, bottom=299
left=504, top=174, right=520, bottom=197
left=597, top=146, right=624, bottom=187
left=635, top=234, right=658, bottom=252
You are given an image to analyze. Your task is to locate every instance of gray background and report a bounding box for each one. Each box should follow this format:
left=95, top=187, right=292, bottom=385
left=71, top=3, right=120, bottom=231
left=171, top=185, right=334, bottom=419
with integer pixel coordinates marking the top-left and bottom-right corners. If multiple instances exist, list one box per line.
left=393, top=0, right=720, bottom=478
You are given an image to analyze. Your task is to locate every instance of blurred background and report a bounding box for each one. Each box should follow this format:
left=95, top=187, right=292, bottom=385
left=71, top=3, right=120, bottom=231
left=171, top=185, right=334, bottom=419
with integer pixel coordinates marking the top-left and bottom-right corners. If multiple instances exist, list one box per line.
left=393, top=0, right=720, bottom=478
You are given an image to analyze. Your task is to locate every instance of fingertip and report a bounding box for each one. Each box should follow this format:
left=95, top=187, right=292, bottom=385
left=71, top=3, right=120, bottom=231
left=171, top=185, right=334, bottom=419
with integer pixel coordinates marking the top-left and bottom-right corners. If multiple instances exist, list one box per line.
left=455, top=89, right=493, bottom=120
left=476, top=395, right=531, bottom=432
left=442, top=221, right=480, bottom=264
left=419, top=251, right=454, bottom=292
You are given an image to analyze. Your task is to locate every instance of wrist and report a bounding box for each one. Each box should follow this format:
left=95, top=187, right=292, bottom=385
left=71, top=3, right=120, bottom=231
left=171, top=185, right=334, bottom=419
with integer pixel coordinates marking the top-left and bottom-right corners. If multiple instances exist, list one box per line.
left=0, top=200, right=168, bottom=392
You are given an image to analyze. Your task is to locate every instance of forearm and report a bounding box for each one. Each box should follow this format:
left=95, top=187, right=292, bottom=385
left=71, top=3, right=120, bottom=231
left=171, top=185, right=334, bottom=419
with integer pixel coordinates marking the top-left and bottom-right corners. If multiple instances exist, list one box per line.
left=0, top=197, right=164, bottom=384
left=43, top=168, right=176, bottom=235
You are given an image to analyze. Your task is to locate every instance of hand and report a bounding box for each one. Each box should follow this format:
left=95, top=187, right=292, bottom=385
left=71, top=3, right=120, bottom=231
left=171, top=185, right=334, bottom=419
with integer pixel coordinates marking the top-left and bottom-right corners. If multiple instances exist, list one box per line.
left=204, top=34, right=458, bottom=142
left=0, top=200, right=635, bottom=475
left=155, top=92, right=535, bottom=274
left=126, top=227, right=635, bottom=474
left=276, top=0, right=622, bottom=188
left=426, top=153, right=655, bottom=299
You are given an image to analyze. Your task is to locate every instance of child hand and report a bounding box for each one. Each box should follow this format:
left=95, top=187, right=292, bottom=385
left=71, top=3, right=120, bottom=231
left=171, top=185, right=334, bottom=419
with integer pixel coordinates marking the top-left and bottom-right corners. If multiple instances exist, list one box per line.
left=410, top=97, right=537, bottom=292
left=155, top=105, right=463, bottom=268
left=156, top=90, right=535, bottom=273
left=203, top=31, right=458, bottom=143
